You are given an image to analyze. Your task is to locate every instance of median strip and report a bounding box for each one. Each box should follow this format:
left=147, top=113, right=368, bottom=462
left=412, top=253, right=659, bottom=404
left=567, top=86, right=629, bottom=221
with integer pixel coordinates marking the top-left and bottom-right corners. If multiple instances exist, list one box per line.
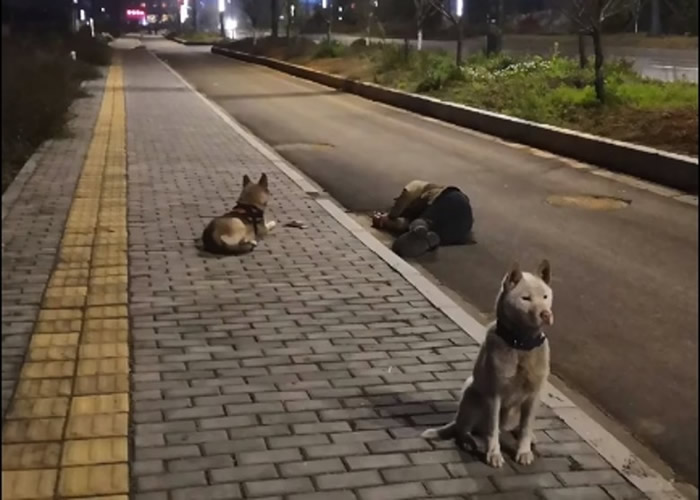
left=211, top=44, right=698, bottom=194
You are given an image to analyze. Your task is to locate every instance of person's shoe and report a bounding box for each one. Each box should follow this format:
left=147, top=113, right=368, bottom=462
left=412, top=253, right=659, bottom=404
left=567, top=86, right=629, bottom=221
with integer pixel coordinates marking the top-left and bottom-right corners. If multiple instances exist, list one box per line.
left=392, top=224, right=440, bottom=258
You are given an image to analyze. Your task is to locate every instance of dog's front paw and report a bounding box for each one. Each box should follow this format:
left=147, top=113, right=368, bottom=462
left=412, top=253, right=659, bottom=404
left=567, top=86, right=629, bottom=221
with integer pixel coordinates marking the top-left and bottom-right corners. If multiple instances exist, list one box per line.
left=515, top=448, right=535, bottom=465
left=486, top=448, right=505, bottom=468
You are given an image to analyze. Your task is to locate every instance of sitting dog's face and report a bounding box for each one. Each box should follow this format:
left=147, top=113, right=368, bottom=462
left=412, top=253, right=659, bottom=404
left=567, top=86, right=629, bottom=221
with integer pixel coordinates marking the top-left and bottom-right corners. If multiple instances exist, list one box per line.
left=500, top=260, right=553, bottom=330
left=239, top=173, right=270, bottom=209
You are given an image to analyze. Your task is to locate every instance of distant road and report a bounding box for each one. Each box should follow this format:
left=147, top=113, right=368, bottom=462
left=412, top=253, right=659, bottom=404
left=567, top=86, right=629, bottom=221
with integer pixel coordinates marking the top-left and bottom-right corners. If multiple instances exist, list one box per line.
left=303, top=33, right=698, bottom=83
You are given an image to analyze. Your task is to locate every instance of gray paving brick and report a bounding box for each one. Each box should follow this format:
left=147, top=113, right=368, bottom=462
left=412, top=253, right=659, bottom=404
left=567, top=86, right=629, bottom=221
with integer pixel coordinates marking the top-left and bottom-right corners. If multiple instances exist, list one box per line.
left=540, top=486, right=612, bottom=500
left=237, top=448, right=303, bottom=465
left=210, top=464, right=279, bottom=483
left=557, top=470, right=627, bottom=486
left=304, top=442, right=369, bottom=459
left=492, top=472, right=562, bottom=490
left=244, top=477, right=314, bottom=497
left=289, top=492, right=357, bottom=500
left=357, top=482, right=428, bottom=500
left=202, top=437, right=268, bottom=455
left=427, top=477, right=496, bottom=496
left=602, top=484, right=648, bottom=499
left=316, top=470, right=384, bottom=490
left=136, top=471, right=207, bottom=491
left=381, top=464, right=450, bottom=482
left=167, top=455, right=234, bottom=473
left=171, top=483, right=242, bottom=500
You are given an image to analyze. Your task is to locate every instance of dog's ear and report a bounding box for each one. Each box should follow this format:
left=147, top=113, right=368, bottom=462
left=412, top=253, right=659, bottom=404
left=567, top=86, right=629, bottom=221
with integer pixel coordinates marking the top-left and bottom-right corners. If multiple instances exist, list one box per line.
left=504, top=262, right=522, bottom=291
left=258, top=173, right=268, bottom=189
left=243, top=174, right=252, bottom=187
left=538, top=259, right=551, bottom=284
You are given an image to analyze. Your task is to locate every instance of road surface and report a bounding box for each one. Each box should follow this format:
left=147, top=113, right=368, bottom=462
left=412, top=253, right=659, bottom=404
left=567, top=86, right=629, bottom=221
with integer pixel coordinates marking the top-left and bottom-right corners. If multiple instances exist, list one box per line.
left=308, top=33, right=699, bottom=83
left=147, top=39, right=698, bottom=487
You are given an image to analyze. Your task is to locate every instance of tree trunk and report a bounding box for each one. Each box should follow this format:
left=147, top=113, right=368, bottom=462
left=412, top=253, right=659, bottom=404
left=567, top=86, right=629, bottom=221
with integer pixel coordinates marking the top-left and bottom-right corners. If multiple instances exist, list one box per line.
left=219, top=11, right=225, bottom=38
left=417, top=27, right=423, bottom=50
left=271, top=0, right=279, bottom=38
left=286, top=0, right=292, bottom=38
left=591, top=28, right=605, bottom=101
left=366, top=11, right=371, bottom=45
left=192, top=0, right=198, bottom=31
left=578, top=32, right=587, bottom=68
left=326, top=1, right=332, bottom=43
left=650, top=0, right=661, bottom=35
left=455, top=21, right=463, bottom=66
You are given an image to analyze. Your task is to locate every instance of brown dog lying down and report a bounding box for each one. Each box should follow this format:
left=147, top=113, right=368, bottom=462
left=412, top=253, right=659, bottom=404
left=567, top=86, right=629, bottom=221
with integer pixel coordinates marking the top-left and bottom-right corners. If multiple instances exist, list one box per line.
left=201, top=173, right=276, bottom=255
left=372, top=180, right=474, bottom=258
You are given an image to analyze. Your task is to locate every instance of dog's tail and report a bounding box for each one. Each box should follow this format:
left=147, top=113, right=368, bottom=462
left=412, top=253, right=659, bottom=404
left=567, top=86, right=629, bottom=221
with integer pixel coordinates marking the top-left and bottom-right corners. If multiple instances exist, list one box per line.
left=421, top=421, right=457, bottom=440
left=201, top=224, right=256, bottom=255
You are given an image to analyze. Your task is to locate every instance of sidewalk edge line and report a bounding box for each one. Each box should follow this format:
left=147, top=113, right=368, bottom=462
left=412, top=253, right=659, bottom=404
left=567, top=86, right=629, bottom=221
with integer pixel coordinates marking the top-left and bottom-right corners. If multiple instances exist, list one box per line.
left=150, top=47, right=687, bottom=500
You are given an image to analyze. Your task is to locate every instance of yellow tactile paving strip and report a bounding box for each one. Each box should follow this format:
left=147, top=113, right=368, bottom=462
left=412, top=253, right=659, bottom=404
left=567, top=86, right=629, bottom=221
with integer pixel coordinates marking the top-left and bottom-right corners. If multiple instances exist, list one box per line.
left=2, top=58, right=130, bottom=500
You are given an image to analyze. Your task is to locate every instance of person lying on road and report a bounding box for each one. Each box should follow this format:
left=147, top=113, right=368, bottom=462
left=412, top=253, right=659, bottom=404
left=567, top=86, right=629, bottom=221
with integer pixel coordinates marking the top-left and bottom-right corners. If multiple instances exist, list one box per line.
left=372, top=180, right=474, bottom=258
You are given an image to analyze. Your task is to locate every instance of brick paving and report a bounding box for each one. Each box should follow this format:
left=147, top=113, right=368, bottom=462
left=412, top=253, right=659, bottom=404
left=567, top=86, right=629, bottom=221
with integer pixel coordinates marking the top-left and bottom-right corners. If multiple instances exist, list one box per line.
left=0, top=43, right=651, bottom=499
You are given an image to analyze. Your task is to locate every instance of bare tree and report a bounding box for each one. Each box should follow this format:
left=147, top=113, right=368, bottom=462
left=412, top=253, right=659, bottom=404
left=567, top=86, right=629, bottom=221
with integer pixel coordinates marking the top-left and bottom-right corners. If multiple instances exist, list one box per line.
left=649, top=0, right=662, bottom=34
left=285, top=0, right=295, bottom=39
left=565, top=0, right=637, bottom=102
left=242, top=0, right=260, bottom=45
left=428, top=0, right=465, bottom=66
left=271, top=0, right=279, bottom=38
left=412, top=0, right=434, bottom=50
left=631, top=0, right=647, bottom=32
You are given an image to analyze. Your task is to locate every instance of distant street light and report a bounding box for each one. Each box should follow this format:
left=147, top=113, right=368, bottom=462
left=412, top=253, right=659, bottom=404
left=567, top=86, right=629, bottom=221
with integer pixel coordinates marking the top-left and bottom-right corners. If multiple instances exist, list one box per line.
left=180, top=0, right=188, bottom=23
left=456, top=0, right=463, bottom=18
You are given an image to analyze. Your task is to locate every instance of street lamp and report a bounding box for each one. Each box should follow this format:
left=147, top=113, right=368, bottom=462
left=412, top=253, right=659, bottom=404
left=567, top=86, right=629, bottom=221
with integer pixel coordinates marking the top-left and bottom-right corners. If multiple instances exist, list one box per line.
left=180, top=0, right=188, bottom=23
left=456, top=0, right=463, bottom=18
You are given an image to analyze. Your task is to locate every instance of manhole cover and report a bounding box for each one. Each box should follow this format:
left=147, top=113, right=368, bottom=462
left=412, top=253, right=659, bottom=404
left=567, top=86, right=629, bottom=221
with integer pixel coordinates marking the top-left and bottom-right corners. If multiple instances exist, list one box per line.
left=546, top=194, right=630, bottom=210
left=274, top=142, right=334, bottom=152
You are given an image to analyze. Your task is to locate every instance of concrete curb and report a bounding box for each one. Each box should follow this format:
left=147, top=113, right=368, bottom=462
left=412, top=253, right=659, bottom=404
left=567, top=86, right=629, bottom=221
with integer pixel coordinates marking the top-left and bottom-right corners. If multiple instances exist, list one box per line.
left=153, top=49, right=688, bottom=500
left=211, top=45, right=699, bottom=194
left=1, top=142, right=50, bottom=225
left=168, top=36, right=216, bottom=46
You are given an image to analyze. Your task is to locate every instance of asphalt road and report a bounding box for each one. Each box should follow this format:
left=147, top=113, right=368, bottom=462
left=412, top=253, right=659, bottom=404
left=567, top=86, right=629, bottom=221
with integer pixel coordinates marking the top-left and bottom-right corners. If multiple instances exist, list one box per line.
left=147, top=39, right=698, bottom=486
left=310, top=33, right=699, bottom=83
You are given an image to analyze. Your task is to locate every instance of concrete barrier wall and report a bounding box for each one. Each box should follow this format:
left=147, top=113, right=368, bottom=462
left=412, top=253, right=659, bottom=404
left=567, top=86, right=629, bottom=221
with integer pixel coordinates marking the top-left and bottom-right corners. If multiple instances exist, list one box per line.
left=171, top=37, right=214, bottom=46
left=212, top=46, right=698, bottom=194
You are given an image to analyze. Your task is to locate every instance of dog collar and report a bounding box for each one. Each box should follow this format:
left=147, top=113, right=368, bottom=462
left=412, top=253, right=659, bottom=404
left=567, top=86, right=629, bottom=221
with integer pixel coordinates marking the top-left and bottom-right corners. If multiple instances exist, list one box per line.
left=495, top=322, right=546, bottom=351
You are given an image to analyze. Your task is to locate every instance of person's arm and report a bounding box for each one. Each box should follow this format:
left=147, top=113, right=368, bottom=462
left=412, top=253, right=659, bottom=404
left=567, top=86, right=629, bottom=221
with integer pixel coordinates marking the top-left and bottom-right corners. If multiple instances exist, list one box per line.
left=372, top=212, right=410, bottom=235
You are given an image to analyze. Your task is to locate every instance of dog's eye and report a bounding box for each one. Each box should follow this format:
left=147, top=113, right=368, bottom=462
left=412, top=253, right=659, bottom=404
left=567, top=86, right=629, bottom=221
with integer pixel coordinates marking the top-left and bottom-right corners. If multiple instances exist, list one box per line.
left=543, top=295, right=548, bottom=300
left=522, top=296, right=532, bottom=302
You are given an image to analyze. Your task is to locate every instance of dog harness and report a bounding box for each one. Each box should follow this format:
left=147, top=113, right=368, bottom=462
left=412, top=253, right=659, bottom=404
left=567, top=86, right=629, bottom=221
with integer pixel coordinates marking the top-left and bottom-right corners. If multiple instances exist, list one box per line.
left=495, top=321, right=546, bottom=351
left=225, top=203, right=265, bottom=235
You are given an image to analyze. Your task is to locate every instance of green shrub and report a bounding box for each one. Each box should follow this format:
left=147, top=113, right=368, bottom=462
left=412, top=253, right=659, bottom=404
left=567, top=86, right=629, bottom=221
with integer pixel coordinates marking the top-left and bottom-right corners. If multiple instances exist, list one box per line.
left=414, top=52, right=464, bottom=92
left=313, top=40, right=345, bottom=58
left=2, top=35, right=105, bottom=192
left=70, top=28, right=112, bottom=66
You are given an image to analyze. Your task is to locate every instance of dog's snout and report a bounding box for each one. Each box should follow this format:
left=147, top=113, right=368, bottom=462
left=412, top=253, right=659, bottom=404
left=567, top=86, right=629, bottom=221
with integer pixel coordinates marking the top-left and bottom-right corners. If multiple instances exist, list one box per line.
left=540, top=310, right=553, bottom=325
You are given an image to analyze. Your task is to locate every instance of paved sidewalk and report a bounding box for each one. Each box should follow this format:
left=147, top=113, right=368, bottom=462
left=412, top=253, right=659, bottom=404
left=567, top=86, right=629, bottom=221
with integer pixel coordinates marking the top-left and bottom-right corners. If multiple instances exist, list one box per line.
left=1, top=41, right=671, bottom=499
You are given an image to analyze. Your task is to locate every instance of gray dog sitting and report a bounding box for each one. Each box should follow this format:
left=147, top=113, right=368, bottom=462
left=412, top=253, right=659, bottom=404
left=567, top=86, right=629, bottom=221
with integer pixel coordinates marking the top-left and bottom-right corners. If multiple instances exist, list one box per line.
left=372, top=180, right=474, bottom=258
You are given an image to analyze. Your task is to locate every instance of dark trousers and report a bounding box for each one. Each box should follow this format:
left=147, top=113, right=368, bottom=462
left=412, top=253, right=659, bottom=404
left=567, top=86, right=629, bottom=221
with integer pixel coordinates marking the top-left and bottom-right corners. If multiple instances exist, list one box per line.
left=420, top=187, right=473, bottom=245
